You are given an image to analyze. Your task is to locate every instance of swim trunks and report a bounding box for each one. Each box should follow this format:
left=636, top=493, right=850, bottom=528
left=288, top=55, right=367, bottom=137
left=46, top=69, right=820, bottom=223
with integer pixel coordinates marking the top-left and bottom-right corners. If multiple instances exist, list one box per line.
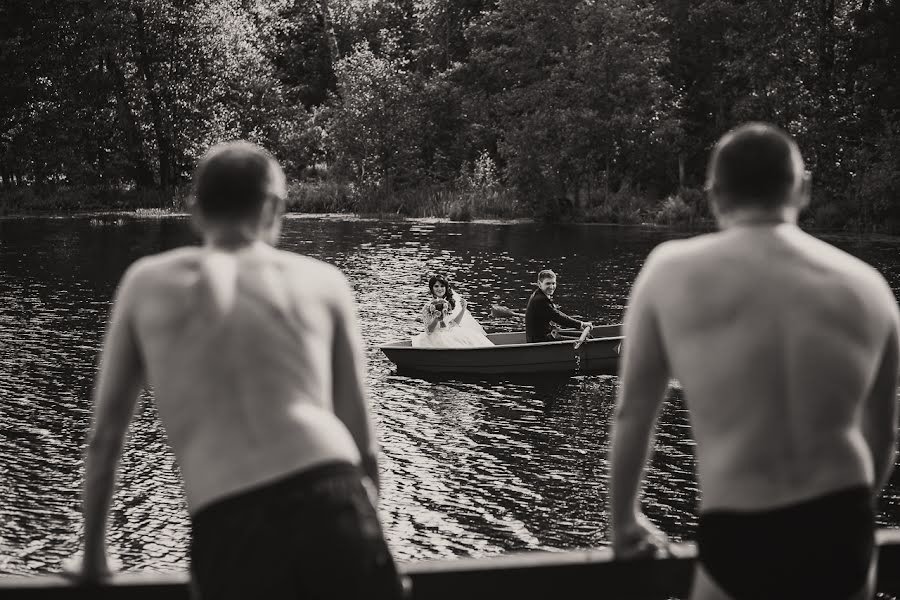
left=190, top=461, right=405, bottom=600
left=697, top=485, right=874, bottom=600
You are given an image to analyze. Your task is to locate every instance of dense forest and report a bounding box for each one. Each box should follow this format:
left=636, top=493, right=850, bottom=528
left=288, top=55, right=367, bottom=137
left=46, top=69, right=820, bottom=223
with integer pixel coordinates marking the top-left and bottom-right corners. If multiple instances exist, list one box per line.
left=1, top=0, right=898, bottom=228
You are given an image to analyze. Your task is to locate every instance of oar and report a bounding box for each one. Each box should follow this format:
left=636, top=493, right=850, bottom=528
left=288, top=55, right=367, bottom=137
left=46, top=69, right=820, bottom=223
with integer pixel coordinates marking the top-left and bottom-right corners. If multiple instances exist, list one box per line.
left=573, top=326, right=592, bottom=350
left=491, top=304, right=525, bottom=319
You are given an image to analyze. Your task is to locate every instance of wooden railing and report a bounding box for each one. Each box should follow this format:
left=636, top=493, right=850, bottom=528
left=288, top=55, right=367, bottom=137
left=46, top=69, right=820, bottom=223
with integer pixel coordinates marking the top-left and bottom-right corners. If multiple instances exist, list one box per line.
left=3, top=529, right=899, bottom=599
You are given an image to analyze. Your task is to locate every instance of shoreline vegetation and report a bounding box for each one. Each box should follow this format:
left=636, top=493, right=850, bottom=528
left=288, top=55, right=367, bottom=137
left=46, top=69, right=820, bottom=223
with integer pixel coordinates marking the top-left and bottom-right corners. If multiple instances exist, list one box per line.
left=0, top=181, right=894, bottom=234
left=3, top=2, right=898, bottom=234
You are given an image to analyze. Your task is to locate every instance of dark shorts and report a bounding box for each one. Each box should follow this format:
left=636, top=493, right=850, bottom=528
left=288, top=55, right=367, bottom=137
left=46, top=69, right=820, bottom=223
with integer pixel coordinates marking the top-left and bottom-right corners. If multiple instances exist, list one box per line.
left=697, top=485, right=874, bottom=600
left=190, top=461, right=406, bottom=600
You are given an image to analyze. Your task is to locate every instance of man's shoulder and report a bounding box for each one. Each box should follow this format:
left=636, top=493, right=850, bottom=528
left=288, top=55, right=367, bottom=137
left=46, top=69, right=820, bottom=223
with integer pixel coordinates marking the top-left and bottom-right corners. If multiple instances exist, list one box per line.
left=650, top=233, right=720, bottom=260
left=526, top=289, right=548, bottom=306
left=121, top=247, right=201, bottom=285
left=793, top=231, right=895, bottom=302
left=636, top=235, right=714, bottom=280
left=125, top=246, right=348, bottom=290
left=272, top=250, right=355, bottom=311
left=804, top=233, right=883, bottom=275
left=103, top=248, right=201, bottom=314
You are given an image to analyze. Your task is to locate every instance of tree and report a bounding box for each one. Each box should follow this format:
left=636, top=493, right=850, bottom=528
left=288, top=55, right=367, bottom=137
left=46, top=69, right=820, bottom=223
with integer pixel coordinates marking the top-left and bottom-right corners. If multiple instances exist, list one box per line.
left=327, top=39, right=425, bottom=192
left=462, top=0, right=680, bottom=217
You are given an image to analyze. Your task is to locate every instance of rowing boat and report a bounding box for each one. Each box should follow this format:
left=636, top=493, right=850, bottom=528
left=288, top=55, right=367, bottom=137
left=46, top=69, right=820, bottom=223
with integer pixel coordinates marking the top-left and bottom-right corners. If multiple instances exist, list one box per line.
left=379, top=324, right=623, bottom=376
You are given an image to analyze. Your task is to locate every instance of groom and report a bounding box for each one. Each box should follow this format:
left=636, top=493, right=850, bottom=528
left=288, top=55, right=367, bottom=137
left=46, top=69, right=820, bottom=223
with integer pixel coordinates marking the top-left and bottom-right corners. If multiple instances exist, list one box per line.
left=525, top=269, right=592, bottom=343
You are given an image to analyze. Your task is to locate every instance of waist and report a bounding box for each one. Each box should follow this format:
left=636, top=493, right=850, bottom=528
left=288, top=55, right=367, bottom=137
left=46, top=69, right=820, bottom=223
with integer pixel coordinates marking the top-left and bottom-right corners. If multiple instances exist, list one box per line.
left=185, top=450, right=362, bottom=514
left=698, top=468, right=873, bottom=514
left=192, top=460, right=363, bottom=526
left=694, top=431, right=873, bottom=511
left=166, top=407, right=362, bottom=513
left=701, top=485, right=873, bottom=520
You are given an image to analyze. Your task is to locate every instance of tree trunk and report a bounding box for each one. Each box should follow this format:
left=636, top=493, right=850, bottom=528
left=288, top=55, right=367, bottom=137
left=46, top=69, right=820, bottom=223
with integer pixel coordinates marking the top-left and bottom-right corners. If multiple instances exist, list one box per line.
left=604, top=155, right=611, bottom=196
left=133, top=5, right=176, bottom=189
left=818, top=0, right=836, bottom=94
left=319, top=0, right=340, bottom=62
left=847, top=0, right=872, bottom=96
left=105, top=52, right=155, bottom=188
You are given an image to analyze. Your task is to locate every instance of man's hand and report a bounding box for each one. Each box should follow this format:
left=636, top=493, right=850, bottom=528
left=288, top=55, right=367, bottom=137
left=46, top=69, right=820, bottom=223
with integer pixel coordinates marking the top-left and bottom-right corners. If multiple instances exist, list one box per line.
left=611, top=512, right=670, bottom=560
left=581, top=321, right=593, bottom=330
left=361, top=476, right=379, bottom=506
left=61, top=550, right=120, bottom=583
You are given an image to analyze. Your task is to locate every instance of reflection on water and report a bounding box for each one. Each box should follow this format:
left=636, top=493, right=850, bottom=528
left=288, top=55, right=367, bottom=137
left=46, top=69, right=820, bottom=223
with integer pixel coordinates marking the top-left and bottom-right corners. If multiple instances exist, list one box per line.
left=0, top=216, right=898, bottom=575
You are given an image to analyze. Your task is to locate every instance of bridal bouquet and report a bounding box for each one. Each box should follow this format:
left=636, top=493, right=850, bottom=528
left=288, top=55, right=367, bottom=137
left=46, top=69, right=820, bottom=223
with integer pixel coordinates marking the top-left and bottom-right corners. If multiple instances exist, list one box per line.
left=426, top=298, right=449, bottom=318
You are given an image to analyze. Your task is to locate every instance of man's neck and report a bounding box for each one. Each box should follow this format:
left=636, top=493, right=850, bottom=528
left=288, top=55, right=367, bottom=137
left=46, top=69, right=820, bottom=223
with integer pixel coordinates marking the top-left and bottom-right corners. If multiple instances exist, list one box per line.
left=203, top=230, right=263, bottom=250
left=201, top=221, right=270, bottom=250
left=717, top=205, right=798, bottom=229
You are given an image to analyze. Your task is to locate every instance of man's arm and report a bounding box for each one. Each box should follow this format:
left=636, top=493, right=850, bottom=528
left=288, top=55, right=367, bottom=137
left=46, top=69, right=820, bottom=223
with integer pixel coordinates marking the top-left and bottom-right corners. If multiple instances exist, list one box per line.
left=610, top=250, right=671, bottom=555
left=862, top=299, right=900, bottom=494
left=331, top=274, right=380, bottom=494
left=75, top=266, right=146, bottom=579
left=548, top=301, right=584, bottom=330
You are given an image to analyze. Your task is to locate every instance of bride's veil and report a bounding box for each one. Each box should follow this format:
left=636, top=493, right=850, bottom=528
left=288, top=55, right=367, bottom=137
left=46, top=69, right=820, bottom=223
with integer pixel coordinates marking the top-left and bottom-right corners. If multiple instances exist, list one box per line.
left=450, top=290, right=488, bottom=336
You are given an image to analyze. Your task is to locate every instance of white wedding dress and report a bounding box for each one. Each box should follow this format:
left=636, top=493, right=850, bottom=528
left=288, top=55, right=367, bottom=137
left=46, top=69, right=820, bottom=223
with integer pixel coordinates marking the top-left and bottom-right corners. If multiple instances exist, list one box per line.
left=411, top=292, right=493, bottom=348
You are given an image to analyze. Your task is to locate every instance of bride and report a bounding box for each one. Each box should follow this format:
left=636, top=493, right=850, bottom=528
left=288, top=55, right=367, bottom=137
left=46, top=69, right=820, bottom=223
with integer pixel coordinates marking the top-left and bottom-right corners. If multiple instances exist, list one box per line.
left=411, top=274, right=492, bottom=348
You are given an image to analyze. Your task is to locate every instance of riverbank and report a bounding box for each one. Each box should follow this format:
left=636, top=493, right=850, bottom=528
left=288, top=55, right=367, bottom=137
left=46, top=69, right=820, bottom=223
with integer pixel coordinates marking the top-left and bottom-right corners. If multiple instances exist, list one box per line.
left=1, top=181, right=895, bottom=233
left=0, top=181, right=710, bottom=228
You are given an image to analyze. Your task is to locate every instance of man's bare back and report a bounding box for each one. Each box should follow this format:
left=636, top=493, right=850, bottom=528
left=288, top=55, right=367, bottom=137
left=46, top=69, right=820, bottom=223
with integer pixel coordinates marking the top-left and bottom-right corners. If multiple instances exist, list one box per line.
left=124, top=242, right=365, bottom=512
left=637, top=223, right=896, bottom=511
left=66, top=142, right=404, bottom=598
left=609, top=123, right=899, bottom=600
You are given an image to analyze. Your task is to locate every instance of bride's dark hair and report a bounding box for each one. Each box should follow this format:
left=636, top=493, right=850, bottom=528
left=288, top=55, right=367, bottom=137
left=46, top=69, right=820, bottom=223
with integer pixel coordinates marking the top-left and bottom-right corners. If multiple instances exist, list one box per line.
left=427, top=274, right=456, bottom=312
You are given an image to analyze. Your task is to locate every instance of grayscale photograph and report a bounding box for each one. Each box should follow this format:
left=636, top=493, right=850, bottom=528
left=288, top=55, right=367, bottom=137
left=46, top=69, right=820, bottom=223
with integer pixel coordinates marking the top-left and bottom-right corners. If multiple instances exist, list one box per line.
left=1, top=1, right=899, bottom=599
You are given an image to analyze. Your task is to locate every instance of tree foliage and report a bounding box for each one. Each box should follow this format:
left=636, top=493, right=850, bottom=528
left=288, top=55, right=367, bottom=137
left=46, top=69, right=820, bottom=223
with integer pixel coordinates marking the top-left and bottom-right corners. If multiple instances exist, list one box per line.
left=2, top=0, right=898, bottom=227
left=327, top=38, right=424, bottom=190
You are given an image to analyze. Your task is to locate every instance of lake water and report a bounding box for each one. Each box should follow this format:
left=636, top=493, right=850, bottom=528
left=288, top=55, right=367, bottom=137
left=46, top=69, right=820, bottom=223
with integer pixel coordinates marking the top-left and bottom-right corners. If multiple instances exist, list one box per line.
left=1, top=215, right=899, bottom=575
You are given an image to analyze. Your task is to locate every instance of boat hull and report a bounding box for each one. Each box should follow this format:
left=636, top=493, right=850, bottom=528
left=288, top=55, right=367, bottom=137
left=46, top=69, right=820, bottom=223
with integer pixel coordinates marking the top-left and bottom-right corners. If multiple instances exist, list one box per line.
left=379, top=325, right=623, bottom=376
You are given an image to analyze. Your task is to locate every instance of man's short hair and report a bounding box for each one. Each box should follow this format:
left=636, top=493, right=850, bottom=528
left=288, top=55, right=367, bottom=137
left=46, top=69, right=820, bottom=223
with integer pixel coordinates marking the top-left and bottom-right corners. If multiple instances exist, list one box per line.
left=192, top=141, right=285, bottom=220
left=707, top=123, right=804, bottom=211
left=538, top=269, right=557, bottom=282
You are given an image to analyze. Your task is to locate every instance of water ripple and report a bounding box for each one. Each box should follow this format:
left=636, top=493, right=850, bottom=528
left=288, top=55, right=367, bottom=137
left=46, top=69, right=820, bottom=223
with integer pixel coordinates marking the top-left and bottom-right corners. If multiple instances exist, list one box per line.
left=1, top=217, right=899, bottom=576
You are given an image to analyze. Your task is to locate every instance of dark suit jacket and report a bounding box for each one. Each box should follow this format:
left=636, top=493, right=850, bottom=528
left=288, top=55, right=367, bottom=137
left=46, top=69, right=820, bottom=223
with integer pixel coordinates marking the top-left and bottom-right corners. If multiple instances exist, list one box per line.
left=525, top=288, right=582, bottom=343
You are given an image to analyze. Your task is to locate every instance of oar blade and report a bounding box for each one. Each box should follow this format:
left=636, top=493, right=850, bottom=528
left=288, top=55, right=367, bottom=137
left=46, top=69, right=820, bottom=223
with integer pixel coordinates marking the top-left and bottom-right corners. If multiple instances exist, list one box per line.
left=490, top=304, right=519, bottom=318
left=573, top=326, right=593, bottom=349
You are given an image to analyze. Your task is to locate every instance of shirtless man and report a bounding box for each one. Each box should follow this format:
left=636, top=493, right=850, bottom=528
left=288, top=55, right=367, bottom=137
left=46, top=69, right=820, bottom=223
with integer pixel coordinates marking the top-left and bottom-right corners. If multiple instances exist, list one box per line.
left=609, top=123, right=899, bottom=600
left=64, top=141, right=405, bottom=599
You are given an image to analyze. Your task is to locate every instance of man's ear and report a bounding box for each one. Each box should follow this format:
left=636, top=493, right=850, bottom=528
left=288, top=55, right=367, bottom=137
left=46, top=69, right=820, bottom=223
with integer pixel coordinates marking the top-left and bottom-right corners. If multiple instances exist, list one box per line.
left=708, top=188, right=725, bottom=223
left=260, top=194, right=285, bottom=229
left=259, top=194, right=286, bottom=245
left=188, top=196, right=205, bottom=236
left=796, top=170, right=812, bottom=211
